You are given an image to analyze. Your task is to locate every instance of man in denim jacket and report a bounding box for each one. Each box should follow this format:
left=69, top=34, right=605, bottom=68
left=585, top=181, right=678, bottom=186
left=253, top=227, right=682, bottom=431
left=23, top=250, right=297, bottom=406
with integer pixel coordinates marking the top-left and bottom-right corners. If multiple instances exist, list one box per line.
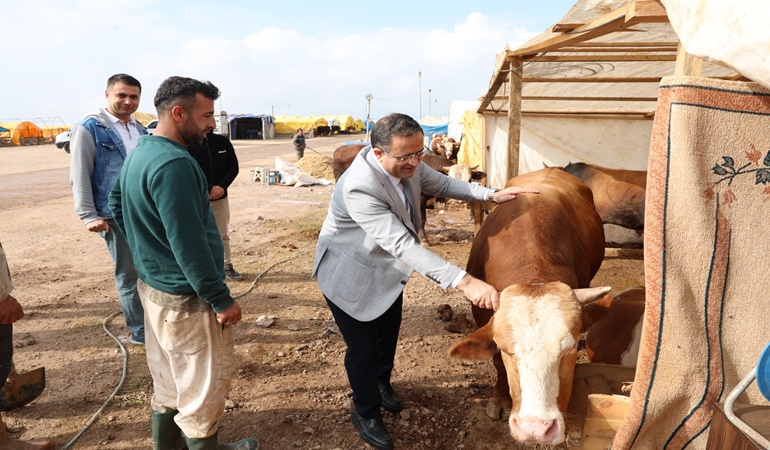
left=69, top=73, right=146, bottom=345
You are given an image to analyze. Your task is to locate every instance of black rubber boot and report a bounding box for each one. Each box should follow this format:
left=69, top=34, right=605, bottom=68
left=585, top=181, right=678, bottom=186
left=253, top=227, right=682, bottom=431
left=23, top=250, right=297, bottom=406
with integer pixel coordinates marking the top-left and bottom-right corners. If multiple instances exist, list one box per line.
left=152, top=410, right=185, bottom=450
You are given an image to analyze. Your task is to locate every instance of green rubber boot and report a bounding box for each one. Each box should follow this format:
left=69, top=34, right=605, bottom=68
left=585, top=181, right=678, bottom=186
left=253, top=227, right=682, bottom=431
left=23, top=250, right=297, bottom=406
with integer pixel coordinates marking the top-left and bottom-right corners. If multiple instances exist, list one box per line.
left=183, top=431, right=258, bottom=450
left=151, top=410, right=185, bottom=450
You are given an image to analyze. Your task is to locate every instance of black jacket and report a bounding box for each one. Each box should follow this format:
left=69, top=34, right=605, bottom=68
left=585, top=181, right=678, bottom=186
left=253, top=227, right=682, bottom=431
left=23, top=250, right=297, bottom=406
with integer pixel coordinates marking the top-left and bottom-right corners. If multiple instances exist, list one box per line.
left=188, top=132, right=239, bottom=200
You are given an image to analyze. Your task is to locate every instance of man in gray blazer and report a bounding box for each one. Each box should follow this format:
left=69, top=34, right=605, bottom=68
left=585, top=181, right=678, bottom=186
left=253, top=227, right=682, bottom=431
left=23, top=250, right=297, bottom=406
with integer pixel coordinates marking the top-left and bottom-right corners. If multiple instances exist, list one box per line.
left=312, top=113, right=538, bottom=450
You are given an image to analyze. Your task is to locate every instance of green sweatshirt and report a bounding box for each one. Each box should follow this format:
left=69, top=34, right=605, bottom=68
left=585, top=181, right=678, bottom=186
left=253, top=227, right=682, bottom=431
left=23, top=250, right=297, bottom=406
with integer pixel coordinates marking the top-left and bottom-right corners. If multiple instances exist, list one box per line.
left=109, top=135, right=233, bottom=313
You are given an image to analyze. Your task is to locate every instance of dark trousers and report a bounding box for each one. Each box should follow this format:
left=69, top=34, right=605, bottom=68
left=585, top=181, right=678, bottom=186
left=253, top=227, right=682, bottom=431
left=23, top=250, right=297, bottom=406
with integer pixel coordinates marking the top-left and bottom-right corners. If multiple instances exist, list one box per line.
left=325, top=294, right=403, bottom=419
left=0, top=323, right=12, bottom=408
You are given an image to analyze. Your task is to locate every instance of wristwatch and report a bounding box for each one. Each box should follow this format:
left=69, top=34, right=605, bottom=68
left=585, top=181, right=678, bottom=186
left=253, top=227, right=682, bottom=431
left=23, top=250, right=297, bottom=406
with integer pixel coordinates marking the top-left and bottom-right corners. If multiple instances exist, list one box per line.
left=487, top=188, right=499, bottom=203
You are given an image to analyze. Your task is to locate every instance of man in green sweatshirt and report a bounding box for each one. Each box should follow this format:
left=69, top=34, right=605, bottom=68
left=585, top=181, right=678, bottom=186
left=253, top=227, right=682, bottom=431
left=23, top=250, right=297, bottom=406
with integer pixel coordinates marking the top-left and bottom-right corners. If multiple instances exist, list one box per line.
left=109, top=76, right=257, bottom=450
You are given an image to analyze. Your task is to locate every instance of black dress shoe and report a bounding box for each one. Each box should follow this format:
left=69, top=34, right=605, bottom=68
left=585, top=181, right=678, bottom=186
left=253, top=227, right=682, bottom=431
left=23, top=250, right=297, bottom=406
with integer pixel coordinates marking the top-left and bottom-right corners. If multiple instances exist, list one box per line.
left=351, top=411, right=394, bottom=450
left=378, top=382, right=403, bottom=413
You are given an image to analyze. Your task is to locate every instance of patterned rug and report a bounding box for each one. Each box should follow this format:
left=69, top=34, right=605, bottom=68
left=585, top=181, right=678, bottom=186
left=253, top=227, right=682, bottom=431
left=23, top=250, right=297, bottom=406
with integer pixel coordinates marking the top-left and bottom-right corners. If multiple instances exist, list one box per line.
left=611, top=76, right=770, bottom=449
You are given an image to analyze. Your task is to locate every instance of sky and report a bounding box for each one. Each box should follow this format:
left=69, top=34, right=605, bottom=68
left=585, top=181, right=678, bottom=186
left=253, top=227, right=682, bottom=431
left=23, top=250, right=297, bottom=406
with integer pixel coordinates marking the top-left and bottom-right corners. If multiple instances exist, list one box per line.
left=0, top=0, right=576, bottom=126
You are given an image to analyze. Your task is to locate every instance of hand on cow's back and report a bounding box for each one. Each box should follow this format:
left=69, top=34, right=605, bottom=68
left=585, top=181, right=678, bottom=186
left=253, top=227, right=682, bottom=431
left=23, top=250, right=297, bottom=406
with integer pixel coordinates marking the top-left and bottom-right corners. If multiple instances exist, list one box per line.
left=494, top=185, right=540, bottom=204
left=457, top=274, right=499, bottom=311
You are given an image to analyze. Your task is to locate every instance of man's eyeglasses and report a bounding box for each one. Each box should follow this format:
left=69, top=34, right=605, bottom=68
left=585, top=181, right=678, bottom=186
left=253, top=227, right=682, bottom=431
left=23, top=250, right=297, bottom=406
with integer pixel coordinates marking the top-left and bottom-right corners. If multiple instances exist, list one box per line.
left=383, top=147, right=429, bottom=163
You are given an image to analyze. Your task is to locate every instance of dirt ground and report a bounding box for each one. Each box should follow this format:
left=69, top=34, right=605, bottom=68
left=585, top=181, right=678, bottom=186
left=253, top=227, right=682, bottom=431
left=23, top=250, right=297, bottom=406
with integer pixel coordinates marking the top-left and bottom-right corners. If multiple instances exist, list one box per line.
left=0, top=135, right=644, bottom=450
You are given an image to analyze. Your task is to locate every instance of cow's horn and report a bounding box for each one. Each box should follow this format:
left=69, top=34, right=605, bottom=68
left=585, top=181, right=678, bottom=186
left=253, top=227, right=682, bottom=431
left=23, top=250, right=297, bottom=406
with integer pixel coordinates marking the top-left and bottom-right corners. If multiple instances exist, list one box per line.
left=573, top=286, right=612, bottom=306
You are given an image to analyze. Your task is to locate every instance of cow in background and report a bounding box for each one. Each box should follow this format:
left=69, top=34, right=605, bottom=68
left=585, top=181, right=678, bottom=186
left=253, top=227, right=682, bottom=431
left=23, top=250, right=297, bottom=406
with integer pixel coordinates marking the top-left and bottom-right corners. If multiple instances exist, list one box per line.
left=429, top=134, right=461, bottom=161
left=561, top=162, right=647, bottom=232
left=585, top=285, right=645, bottom=366
left=331, top=144, right=485, bottom=243
left=449, top=167, right=612, bottom=446
left=331, top=143, right=366, bottom=180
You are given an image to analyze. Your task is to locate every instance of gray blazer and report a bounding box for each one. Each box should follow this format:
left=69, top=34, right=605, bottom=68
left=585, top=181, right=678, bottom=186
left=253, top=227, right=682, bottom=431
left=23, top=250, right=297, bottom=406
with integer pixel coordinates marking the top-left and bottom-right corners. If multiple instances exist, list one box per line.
left=312, top=146, right=489, bottom=321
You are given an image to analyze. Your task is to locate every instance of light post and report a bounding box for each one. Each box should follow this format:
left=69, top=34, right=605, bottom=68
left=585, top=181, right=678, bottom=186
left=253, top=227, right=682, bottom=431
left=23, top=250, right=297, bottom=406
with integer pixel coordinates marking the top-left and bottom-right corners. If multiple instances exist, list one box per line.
left=428, top=89, right=432, bottom=116
left=418, top=70, right=422, bottom=119
left=365, top=93, right=373, bottom=143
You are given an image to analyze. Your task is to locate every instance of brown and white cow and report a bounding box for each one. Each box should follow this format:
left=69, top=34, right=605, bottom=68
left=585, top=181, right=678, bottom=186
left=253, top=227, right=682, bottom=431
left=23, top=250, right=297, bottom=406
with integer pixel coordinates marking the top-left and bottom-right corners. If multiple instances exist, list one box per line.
left=585, top=285, right=645, bottom=366
left=429, top=134, right=460, bottom=161
left=449, top=167, right=611, bottom=446
left=561, top=162, right=647, bottom=231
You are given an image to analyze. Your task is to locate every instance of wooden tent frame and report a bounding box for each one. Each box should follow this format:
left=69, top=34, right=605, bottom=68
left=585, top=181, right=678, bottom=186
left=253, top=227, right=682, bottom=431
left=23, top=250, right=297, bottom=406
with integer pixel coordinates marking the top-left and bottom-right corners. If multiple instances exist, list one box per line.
left=469, top=0, right=745, bottom=232
left=474, top=0, right=744, bottom=183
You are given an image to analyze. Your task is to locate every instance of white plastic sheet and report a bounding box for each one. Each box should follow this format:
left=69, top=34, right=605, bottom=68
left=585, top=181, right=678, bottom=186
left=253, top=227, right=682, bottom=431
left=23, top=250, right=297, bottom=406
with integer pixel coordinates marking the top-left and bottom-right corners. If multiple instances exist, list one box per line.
left=662, top=0, right=770, bottom=88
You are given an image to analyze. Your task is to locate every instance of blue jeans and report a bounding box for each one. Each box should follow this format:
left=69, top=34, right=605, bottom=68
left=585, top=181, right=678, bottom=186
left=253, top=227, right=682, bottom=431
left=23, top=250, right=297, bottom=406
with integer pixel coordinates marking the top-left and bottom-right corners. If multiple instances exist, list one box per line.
left=101, top=219, right=145, bottom=342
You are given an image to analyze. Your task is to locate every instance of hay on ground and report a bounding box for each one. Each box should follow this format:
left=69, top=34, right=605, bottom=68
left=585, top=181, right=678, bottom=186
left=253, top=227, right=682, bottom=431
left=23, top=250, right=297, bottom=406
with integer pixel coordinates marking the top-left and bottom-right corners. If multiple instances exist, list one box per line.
left=297, top=155, right=334, bottom=181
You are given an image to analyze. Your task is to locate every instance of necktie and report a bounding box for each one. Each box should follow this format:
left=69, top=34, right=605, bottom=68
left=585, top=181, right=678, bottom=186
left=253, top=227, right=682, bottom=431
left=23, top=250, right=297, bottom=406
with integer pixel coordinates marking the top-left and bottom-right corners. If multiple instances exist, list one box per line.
left=399, top=183, right=413, bottom=223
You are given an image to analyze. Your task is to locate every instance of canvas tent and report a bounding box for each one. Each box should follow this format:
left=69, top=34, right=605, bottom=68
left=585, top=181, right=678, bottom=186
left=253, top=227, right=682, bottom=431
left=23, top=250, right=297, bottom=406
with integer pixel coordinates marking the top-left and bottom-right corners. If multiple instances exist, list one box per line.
left=474, top=1, right=770, bottom=449
left=476, top=0, right=742, bottom=244
left=323, top=115, right=360, bottom=133
left=0, top=121, right=45, bottom=145
left=274, top=115, right=328, bottom=135
left=228, top=114, right=274, bottom=140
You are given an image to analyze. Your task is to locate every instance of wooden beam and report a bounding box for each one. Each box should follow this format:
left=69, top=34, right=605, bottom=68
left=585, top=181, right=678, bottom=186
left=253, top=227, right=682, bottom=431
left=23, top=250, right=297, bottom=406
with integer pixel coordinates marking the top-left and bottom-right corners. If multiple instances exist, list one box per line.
left=570, top=41, right=679, bottom=48
left=533, top=54, right=677, bottom=62
left=554, top=1, right=666, bottom=32
left=481, top=111, right=655, bottom=120
left=478, top=54, right=518, bottom=113
left=523, top=110, right=653, bottom=116
left=554, top=46, right=677, bottom=53
left=507, top=57, right=523, bottom=180
left=625, top=0, right=668, bottom=25
left=519, top=95, right=658, bottom=102
left=523, top=76, right=663, bottom=83
left=674, top=43, right=703, bottom=76
left=479, top=0, right=672, bottom=114
left=553, top=22, right=585, bottom=32
left=512, top=13, right=627, bottom=57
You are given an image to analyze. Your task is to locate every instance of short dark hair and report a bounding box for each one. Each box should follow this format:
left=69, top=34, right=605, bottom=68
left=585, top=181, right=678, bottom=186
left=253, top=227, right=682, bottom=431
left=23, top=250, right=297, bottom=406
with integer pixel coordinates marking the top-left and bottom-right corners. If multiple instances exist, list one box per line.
left=153, top=76, right=220, bottom=116
left=107, top=73, right=142, bottom=92
left=371, top=113, right=423, bottom=152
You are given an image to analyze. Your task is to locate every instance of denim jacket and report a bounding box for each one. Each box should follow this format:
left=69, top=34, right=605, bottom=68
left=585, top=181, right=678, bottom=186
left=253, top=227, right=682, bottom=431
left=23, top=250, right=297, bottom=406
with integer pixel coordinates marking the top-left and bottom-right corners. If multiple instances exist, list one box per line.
left=70, top=109, right=147, bottom=223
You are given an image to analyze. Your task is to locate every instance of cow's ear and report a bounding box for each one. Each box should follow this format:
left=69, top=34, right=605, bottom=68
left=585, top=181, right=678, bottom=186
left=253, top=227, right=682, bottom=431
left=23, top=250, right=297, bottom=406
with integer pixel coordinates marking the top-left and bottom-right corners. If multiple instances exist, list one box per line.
left=580, top=292, right=615, bottom=332
left=448, top=321, right=498, bottom=360
left=573, top=286, right=612, bottom=306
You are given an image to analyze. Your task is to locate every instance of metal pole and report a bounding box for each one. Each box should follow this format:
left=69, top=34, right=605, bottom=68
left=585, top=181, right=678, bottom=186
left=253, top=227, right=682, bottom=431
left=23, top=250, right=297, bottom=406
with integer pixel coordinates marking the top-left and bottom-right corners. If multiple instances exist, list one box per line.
left=365, top=93, right=373, bottom=143
left=428, top=89, right=432, bottom=116
left=418, top=71, right=422, bottom=119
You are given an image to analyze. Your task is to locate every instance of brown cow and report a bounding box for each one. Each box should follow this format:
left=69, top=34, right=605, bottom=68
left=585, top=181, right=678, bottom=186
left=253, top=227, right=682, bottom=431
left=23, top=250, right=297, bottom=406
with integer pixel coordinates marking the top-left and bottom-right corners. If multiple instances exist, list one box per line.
left=561, top=162, right=647, bottom=231
left=586, top=285, right=645, bottom=366
left=331, top=144, right=366, bottom=181
left=449, top=167, right=611, bottom=446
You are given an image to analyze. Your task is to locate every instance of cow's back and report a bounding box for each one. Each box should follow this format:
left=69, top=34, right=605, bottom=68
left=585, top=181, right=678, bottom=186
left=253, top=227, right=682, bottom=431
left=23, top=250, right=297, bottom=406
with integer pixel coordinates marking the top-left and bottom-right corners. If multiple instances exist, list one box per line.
left=563, top=162, right=647, bottom=230
left=467, top=168, right=605, bottom=318
left=332, top=144, right=366, bottom=181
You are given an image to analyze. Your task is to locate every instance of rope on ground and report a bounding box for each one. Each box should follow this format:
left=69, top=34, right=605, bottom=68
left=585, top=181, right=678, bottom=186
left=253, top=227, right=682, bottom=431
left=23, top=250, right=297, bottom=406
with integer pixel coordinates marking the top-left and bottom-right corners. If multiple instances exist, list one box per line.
left=232, top=250, right=311, bottom=299
left=61, top=251, right=308, bottom=447
left=61, top=311, right=128, bottom=449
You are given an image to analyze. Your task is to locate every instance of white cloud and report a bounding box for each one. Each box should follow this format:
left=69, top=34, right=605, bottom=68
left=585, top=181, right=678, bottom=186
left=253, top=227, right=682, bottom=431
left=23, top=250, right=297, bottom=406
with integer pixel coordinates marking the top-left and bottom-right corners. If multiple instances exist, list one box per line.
left=0, top=3, right=546, bottom=124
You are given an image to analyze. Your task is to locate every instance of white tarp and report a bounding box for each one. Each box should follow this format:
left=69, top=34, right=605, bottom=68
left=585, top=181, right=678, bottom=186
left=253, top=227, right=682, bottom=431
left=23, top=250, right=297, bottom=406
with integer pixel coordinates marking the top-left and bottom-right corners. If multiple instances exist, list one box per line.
left=663, top=0, right=770, bottom=88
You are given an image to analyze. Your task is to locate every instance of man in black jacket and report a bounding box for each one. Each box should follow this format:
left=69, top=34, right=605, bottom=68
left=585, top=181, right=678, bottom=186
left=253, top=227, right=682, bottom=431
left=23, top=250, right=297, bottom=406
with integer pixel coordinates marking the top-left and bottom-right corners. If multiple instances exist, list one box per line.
left=188, top=131, right=244, bottom=280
